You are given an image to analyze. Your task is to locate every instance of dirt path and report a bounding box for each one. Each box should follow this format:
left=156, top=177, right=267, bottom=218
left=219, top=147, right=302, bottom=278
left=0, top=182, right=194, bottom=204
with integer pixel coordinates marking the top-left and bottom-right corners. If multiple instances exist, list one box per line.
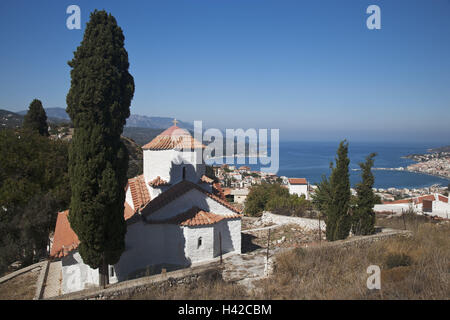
left=42, top=261, right=62, bottom=298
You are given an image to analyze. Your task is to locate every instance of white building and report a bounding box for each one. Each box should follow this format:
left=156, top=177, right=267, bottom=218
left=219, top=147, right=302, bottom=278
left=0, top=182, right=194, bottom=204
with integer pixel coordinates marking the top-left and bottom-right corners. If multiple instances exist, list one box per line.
left=50, top=122, right=242, bottom=294
left=286, top=178, right=310, bottom=200
left=230, top=188, right=250, bottom=204
left=374, top=193, right=450, bottom=219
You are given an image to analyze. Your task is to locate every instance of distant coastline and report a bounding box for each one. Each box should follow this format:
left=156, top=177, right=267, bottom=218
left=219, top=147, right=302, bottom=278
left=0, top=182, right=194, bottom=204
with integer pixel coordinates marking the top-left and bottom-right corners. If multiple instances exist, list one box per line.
left=352, top=167, right=450, bottom=182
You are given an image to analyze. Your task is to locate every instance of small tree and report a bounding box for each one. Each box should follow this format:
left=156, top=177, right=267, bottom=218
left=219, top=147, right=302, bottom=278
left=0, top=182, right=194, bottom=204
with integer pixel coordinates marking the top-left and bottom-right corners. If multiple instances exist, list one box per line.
left=326, top=140, right=351, bottom=241
left=23, top=99, right=49, bottom=136
left=352, top=153, right=377, bottom=235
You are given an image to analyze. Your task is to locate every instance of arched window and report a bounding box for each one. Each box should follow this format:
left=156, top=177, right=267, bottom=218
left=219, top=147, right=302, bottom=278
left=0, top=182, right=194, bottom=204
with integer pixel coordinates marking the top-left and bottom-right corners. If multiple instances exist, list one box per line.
left=182, top=166, right=186, bottom=180
left=197, top=237, right=202, bottom=248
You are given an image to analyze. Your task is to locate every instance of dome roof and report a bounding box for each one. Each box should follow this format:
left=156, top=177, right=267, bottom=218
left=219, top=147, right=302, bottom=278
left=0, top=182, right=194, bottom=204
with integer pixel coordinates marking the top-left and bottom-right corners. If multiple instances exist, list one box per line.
left=142, top=125, right=205, bottom=150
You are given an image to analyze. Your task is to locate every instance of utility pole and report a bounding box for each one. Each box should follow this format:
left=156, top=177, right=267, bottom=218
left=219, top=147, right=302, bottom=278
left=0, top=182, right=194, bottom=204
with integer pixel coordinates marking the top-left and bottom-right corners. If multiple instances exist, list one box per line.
left=219, top=232, right=223, bottom=264
left=318, top=212, right=322, bottom=243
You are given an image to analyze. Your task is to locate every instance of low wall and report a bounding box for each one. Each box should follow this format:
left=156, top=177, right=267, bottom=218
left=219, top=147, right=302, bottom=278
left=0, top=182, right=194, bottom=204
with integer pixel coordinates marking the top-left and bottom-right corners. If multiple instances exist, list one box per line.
left=49, top=261, right=222, bottom=300
left=260, top=211, right=326, bottom=231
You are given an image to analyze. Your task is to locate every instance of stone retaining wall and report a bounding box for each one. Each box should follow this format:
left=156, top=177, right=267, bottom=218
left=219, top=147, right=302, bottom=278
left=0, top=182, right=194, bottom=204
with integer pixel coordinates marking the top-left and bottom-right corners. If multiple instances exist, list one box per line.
left=261, top=211, right=326, bottom=231
left=49, top=261, right=222, bottom=300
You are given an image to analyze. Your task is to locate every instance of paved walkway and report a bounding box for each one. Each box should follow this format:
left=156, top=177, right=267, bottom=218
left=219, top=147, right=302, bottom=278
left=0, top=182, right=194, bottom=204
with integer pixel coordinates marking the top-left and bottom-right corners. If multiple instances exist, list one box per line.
left=221, top=247, right=282, bottom=291
left=42, top=261, right=62, bottom=298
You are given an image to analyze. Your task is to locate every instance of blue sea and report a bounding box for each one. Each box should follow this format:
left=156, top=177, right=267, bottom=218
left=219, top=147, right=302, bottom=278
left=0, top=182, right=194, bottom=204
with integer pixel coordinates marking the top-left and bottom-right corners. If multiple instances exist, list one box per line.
left=207, top=141, right=450, bottom=189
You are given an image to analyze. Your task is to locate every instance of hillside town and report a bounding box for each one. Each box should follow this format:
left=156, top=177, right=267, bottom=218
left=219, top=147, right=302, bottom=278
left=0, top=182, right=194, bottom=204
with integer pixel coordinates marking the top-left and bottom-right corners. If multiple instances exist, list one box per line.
left=405, top=151, right=450, bottom=179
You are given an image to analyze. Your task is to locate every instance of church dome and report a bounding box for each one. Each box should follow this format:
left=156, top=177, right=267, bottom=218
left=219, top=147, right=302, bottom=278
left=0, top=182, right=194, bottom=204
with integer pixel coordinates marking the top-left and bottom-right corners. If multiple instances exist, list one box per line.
left=142, top=120, right=205, bottom=151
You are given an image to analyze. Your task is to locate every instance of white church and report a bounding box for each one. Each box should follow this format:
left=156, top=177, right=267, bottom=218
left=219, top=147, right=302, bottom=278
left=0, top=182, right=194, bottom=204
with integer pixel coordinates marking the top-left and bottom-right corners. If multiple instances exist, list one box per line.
left=50, top=121, right=242, bottom=294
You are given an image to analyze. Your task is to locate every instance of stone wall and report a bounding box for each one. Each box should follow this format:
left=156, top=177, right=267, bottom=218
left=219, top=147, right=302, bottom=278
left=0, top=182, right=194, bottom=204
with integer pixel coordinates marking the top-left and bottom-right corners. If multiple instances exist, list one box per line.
left=260, top=211, right=326, bottom=231
left=50, top=262, right=222, bottom=300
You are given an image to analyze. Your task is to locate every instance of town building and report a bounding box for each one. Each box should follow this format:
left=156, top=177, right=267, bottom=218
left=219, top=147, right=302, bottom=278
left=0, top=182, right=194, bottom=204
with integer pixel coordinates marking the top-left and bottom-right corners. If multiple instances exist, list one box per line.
left=374, top=193, right=450, bottom=219
left=286, top=178, right=310, bottom=199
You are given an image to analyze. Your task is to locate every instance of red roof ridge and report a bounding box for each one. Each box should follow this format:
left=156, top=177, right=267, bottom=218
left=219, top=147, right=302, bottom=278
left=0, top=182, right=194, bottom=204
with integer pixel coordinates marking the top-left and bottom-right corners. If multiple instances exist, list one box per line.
left=141, top=180, right=242, bottom=218
left=149, top=176, right=170, bottom=187
left=288, top=178, right=308, bottom=185
left=147, top=206, right=241, bottom=226
left=142, top=125, right=205, bottom=150
left=199, top=175, right=214, bottom=184
left=128, top=175, right=151, bottom=210
left=50, top=202, right=139, bottom=259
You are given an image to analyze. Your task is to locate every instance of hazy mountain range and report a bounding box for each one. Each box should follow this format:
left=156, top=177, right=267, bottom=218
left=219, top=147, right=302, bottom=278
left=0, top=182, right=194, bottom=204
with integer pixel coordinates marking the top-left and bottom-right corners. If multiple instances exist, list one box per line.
left=16, top=107, right=194, bottom=130
left=1, top=107, right=194, bottom=146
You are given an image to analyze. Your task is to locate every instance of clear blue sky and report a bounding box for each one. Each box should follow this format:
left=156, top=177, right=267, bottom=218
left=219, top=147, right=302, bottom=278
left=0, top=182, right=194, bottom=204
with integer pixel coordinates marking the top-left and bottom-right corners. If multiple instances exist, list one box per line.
left=0, top=0, right=449, bottom=143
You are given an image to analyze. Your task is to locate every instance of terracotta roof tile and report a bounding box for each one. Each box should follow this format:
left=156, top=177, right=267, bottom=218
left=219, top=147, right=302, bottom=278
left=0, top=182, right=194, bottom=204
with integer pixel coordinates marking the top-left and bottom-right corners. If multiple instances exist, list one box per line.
left=382, top=199, right=412, bottom=204
left=199, top=175, right=214, bottom=184
left=50, top=203, right=138, bottom=259
left=149, top=176, right=170, bottom=187
left=414, top=195, right=436, bottom=204
left=288, top=178, right=308, bottom=185
left=148, top=206, right=241, bottom=226
left=438, top=195, right=448, bottom=203
left=50, top=210, right=79, bottom=259
left=383, top=194, right=444, bottom=205
left=128, top=175, right=151, bottom=210
left=212, top=182, right=226, bottom=200
left=142, top=125, right=205, bottom=150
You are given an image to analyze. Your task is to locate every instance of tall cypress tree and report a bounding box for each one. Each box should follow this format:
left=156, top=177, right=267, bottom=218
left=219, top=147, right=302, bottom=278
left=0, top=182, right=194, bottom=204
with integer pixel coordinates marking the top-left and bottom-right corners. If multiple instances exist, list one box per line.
left=352, top=153, right=377, bottom=235
left=23, top=99, right=49, bottom=136
left=66, top=10, right=134, bottom=286
left=326, top=140, right=351, bottom=240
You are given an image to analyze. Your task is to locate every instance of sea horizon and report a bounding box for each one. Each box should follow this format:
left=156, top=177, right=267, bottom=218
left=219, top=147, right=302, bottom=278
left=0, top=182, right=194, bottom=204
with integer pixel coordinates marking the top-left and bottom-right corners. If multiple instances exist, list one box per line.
left=206, top=140, right=450, bottom=189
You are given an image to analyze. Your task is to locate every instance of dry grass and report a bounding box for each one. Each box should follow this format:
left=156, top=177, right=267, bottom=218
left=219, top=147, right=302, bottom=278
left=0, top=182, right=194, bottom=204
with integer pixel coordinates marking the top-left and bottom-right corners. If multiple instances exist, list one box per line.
left=375, top=212, right=439, bottom=232
left=251, top=222, right=450, bottom=299
left=118, top=219, right=449, bottom=300
left=0, top=270, right=39, bottom=300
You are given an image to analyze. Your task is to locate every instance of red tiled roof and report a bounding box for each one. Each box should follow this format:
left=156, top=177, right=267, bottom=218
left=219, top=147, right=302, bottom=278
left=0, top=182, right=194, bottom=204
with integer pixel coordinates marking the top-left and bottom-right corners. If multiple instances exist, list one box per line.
left=223, top=188, right=232, bottom=196
left=147, top=206, right=241, bottom=227
left=382, top=194, right=447, bottom=205
left=124, top=202, right=135, bottom=220
left=127, top=175, right=151, bottom=210
left=199, top=175, right=214, bottom=184
left=142, top=125, right=205, bottom=150
left=382, top=199, right=412, bottom=204
left=288, top=178, right=307, bottom=185
left=50, top=211, right=79, bottom=259
left=414, top=195, right=435, bottom=204
left=212, top=182, right=226, bottom=200
left=141, top=180, right=242, bottom=218
left=149, top=176, right=170, bottom=187
left=50, top=204, right=137, bottom=259
left=239, top=166, right=251, bottom=171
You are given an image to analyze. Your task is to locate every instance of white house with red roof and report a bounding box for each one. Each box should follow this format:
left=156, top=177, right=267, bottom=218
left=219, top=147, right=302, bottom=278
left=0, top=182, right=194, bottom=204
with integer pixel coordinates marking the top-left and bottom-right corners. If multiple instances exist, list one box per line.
left=286, top=178, right=310, bottom=200
left=374, top=193, right=450, bottom=219
left=50, top=121, right=242, bottom=294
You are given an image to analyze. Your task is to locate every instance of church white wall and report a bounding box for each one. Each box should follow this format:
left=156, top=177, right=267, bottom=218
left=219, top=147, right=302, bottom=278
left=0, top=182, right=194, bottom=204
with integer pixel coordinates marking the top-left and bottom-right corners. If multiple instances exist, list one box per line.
left=61, top=251, right=117, bottom=294
left=125, top=186, right=134, bottom=210
left=184, top=226, right=214, bottom=263
left=289, top=184, right=309, bottom=199
left=144, top=150, right=175, bottom=183
left=213, top=219, right=241, bottom=256
left=147, top=189, right=237, bottom=221
left=113, top=221, right=189, bottom=281
left=143, top=149, right=205, bottom=185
